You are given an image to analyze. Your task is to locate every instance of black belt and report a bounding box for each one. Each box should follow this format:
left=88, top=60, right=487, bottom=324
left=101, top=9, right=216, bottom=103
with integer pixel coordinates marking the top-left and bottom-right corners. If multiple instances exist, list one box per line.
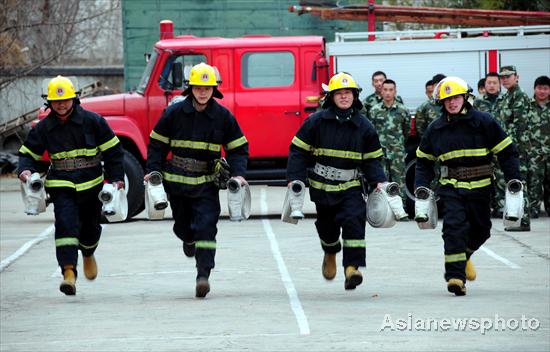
left=169, top=155, right=209, bottom=172
left=441, top=164, right=493, bottom=180
left=51, top=156, right=101, bottom=171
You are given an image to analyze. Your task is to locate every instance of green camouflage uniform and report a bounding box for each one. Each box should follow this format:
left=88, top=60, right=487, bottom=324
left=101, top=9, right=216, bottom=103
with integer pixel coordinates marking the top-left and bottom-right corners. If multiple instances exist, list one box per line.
left=370, top=100, right=410, bottom=193
left=363, top=92, right=403, bottom=119
left=529, top=98, right=550, bottom=216
left=494, top=83, right=534, bottom=226
left=414, top=99, right=441, bottom=138
left=473, top=93, right=500, bottom=116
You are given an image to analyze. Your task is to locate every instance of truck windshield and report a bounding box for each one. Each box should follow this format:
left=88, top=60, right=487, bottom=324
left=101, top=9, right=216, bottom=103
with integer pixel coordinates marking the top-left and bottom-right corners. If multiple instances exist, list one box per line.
left=136, top=51, right=158, bottom=94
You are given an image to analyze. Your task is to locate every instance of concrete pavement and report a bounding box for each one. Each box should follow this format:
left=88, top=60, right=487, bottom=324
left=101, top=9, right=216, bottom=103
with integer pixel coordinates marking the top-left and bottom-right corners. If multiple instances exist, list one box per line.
left=1, top=175, right=549, bottom=351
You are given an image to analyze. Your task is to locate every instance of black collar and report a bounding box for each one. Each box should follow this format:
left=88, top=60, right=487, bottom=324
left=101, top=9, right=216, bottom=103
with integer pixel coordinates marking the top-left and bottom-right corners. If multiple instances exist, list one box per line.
left=321, top=107, right=362, bottom=127
left=181, top=97, right=217, bottom=119
left=46, top=105, right=83, bottom=131
left=433, top=107, right=478, bottom=130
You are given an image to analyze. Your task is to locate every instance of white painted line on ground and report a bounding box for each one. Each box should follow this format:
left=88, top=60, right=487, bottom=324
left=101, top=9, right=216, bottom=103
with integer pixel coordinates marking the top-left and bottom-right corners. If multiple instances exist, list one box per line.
left=0, top=225, right=54, bottom=272
left=260, top=188, right=310, bottom=336
left=480, top=246, right=521, bottom=269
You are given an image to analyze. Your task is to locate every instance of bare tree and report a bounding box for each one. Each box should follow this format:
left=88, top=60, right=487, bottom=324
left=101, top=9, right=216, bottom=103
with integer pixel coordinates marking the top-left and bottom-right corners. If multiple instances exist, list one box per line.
left=0, top=0, right=120, bottom=91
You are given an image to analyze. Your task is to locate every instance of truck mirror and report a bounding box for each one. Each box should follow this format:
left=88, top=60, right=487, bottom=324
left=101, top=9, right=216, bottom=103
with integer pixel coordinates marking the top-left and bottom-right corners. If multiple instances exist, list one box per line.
left=144, top=52, right=151, bottom=63
left=172, top=62, right=183, bottom=88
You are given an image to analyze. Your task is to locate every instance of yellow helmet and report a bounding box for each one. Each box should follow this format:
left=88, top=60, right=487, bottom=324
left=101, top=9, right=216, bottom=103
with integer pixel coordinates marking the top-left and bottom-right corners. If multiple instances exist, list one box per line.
left=436, top=76, right=471, bottom=101
left=47, top=76, right=76, bottom=101
left=186, top=62, right=221, bottom=87
left=327, top=72, right=361, bottom=93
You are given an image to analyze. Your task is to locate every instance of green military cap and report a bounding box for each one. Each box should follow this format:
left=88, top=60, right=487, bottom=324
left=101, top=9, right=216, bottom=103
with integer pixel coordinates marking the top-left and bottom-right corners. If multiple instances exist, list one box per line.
left=499, top=65, right=517, bottom=76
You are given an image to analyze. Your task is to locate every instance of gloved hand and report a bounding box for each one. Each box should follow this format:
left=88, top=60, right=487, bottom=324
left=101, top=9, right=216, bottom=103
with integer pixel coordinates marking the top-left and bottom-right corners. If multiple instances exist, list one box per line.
left=19, top=170, right=31, bottom=183
left=113, top=181, right=125, bottom=190
left=213, top=158, right=231, bottom=189
left=375, top=181, right=389, bottom=192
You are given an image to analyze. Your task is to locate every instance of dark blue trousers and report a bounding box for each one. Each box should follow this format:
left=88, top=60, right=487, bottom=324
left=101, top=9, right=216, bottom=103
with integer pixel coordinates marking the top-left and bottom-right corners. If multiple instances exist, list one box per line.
left=51, top=187, right=102, bottom=273
left=169, top=188, right=220, bottom=279
left=440, top=187, right=492, bottom=282
left=315, top=189, right=367, bottom=268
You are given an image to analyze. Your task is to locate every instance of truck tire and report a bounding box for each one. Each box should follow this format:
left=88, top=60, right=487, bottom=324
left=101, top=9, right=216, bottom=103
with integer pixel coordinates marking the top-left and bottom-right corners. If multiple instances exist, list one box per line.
left=123, top=150, right=145, bottom=219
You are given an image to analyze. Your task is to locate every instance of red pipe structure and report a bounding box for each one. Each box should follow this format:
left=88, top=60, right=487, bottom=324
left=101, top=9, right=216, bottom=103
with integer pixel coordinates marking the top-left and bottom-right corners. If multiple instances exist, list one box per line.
left=288, top=4, right=550, bottom=27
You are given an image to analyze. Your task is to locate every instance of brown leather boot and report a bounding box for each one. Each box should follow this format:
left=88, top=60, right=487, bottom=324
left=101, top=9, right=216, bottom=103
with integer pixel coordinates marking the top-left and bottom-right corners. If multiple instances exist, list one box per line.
left=344, top=266, right=363, bottom=290
left=322, top=253, right=336, bottom=280
left=83, top=255, right=98, bottom=280
left=465, top=259, right=476, bottom=281
left=60, top=265, right=76, bottom=295
left=447, top=278, right=466, bottom=296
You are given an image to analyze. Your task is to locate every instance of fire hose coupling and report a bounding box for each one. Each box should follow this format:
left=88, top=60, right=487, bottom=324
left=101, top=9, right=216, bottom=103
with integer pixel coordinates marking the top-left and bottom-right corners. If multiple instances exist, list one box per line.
left=145, top=171, right=168, bottom=220
left=21, top=172, right=47, bottom=216
left=385, top=181, right=400, bottom=197
left=507, top=179, right=524, bottom=193
left=98, top=183, right=128, bottom=222
left=281, top=180, right=306, bottom=224
left=227, top=177, right=251, bottom=222
left=148, top=171, right=163, bottom=186
left=414, top=186, right=438, bottom=230
left=504, top=179, right=524, bottom=225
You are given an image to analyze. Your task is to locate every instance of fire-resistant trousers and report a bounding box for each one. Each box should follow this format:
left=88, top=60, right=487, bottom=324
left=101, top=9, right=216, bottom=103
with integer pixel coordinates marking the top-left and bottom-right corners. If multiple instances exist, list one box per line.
left=314, top=188, right=367, bottom=268
left=169, top=188, right=220, bottom=279
left=440, top=187, right=492, bottom=282
left=51, top=187, right=103, bottom=273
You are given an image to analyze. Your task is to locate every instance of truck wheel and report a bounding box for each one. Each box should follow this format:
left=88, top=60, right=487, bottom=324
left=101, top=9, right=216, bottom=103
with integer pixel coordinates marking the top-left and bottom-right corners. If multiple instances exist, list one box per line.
left=123, top=150, right=145, bottom=219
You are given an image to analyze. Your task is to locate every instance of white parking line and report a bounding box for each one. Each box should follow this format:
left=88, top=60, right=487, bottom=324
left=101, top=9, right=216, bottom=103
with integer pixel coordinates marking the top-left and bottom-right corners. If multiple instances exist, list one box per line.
left=480, top=246, right=521, bottom=269
left=0, top=225, right=54, bottom=272
left=260, top=188, right=310, bottom=335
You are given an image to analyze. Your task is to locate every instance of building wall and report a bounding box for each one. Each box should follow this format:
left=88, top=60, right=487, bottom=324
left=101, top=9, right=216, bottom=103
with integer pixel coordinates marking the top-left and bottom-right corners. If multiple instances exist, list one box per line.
left=122, top=0, right=371, bottom=90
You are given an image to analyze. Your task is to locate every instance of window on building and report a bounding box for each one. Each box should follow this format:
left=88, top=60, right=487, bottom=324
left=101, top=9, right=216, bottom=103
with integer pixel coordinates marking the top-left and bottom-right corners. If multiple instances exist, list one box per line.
left=241, top=52, right=295, bottom=88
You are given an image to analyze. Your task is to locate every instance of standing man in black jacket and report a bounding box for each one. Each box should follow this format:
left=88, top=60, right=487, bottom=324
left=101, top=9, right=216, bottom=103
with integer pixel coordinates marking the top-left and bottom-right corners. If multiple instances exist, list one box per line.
left=287, top=72, right=387, bottom=291
left=18, top=76, right=125, bottom=295
left=146, top=63, right=249, bottom=298
left=414, top=76, right=521, bottom=296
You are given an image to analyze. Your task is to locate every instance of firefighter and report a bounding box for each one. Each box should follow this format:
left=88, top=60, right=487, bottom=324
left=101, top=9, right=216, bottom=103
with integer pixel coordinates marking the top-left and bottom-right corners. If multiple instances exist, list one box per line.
left=287, top=72, right=387, bottom=290
left=17, top=76, right=125, bottom=296
left=414, top=76, right=521, bottom=296
left=146, top=62, right=249, bottom=298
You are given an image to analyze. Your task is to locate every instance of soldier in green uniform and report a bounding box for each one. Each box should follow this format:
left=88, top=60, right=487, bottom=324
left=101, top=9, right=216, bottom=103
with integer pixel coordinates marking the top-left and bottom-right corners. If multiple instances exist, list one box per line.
left=529, top=75, right=550, bottom=217
left=477, top=78, right=486, bottom=96
left=425, top=80, right=434, bottom=100
left=474, top=72, right=501, bottom=115
left=494, top=65, right=533, bottom=231
left=363, top=71, right=403, bottom=118
left=370, top=79, right=411, bottom=199
left=414, top=74, right=446, bottom=139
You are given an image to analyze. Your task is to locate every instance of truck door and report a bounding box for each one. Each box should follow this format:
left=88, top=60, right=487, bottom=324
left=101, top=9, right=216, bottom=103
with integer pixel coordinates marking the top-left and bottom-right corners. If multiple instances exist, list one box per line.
left=234, top=48, right=302, bottom=159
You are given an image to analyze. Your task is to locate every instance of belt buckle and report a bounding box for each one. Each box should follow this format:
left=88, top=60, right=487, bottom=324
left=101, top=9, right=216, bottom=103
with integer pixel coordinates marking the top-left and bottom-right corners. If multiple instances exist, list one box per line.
left=440, top=166, right=448, bottom=178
